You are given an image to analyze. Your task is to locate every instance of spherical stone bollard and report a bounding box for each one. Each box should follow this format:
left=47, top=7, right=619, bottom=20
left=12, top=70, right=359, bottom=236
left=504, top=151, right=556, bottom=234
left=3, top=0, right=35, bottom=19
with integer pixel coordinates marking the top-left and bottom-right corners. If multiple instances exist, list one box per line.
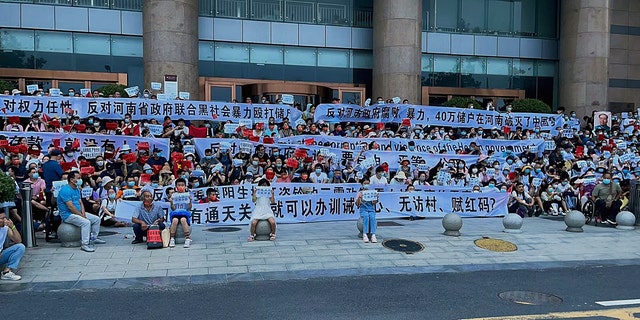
left=174, top=225, right=191, bottom=244
left=254, top=219, right=272, bottom=241
left=616, top=211, right=636, bottom=230
left=58, top=222, right=82, bottom=247
left=442, top=212, right=462, bottom=237
left=564, top=210, right=586, bottom=232
left=503, top=213, right=524, bottom=233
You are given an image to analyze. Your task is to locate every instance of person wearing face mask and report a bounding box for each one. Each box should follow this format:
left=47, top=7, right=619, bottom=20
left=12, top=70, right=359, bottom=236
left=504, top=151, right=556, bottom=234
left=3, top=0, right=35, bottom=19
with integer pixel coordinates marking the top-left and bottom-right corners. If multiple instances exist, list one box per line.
left=58, top=172, right=105, bottom=252
left=131, top=190, right=165, bottom=244
left=413, top=172, right=430, bottom=186
left=167, top=178, right=193, bottom=248
left=117, top=176, right=140, bottom=199
left=246, top=156, right=264, bottom=177
left=591, top=173, right=623, bottom=225
left=540, top=182, right=567, bottom=215
left=355, top=179, right=378, bottom=243
left=310, top=164, right=329, bottom=183
left=508, top=182, right=534, bottom=218
left=146, top=148, right=168, bottom=167
left=330, top=169, right=345, bottom=183
left=199, top=188, right=220, bottom=204
left=482, top=178, right=499, bottom=192
left=99, top=189, right=125, bottom=227
left=369, top=166, right=388, bottom=185
left=24, top=167, right=47, bottom=230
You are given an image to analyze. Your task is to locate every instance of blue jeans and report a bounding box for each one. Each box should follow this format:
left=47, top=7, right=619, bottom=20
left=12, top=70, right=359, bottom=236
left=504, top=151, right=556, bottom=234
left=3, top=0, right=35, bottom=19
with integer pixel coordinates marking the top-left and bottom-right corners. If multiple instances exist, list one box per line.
left=0, top=243, right=25, bottom=270
left=64, top=213, right=101, bottom=245
left=360, top=209, right=376, bottom=234
left=133, top=222, right=165, bottom=241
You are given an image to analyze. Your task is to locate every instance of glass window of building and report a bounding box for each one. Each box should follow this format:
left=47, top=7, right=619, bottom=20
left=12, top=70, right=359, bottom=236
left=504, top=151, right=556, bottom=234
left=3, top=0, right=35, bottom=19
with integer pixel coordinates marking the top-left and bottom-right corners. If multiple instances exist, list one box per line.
left=35, top=31, right=73, bottom=53
left=486, top=57, right=510, bottom=75
left=214, top=42, right=250, bottom=62
left=433, top=0, right=458, bottom=31
left=433, top=55, right=460, bottom=73
left=421, top=54, right=433, bottom=72
left=251, top=0, right=282, bottom=21
left=513, top=0, right=536, bottom=36
left=460, top=0, right=485, bottom=33
left=351, top=50, right=372, bottom=69
left=317, top=0, right=352, bottom=25
left=199, top=41, right=215, bottom=61
left=250, top=44, right=283, bottom=64
left=284, top=47, right=317, bottom=66
left=317, top=48, right=350, bottom=68
left=285, top=1, right=315, bottom=23
left=487, top=0, right=512, bottom=35
left=0, top=29, right=35, bottom=51
left=512, top=59, right=534, bottom=76
left=74, top=33, right=111, bottom=55
left=214, top=0, right=248, bottom=18
left=111, top=36, right=143, bottom=57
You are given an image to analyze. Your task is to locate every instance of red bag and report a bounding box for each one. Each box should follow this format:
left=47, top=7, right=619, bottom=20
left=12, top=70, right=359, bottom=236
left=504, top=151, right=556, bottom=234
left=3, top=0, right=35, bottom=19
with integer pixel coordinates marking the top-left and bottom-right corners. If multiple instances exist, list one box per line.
left=75, top=124, right=86, bottom=132
left=79, top=160, right=91, bottom=167
left=401, top=118, right=411, bottom=127
left=248, top=136, right=260, bottom=142
left=60, top=162, right=77, bottom=172
left=106, top=122, right=118, bottom=130
left=294, top=149, right=307, bottom=158
left=139, top=173, right=151, bottom=185
left=376, top=123, right=385, bottom=130
left=6, top=145, right=19, bottom=154
left=263, top=137, right=274, bottom=144
left=286, top=158, right=299, bottom=168
left=146, top=225, right=163, bottom=250
left=0, top=140, right=8, bottom=148
left=304, top=138, right=314, bottom=146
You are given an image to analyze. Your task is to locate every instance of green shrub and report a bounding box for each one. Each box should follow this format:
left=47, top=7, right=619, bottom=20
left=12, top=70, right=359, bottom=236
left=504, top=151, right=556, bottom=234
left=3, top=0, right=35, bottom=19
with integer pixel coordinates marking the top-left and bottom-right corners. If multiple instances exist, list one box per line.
left=96, top=84, right=129, bottom=98
left=442, top=97, right=481, bottom=109
left=0, top=172, right=16, bottom=204
left=0, top=80, right=14, bottom=94
left=511, top=98, right=552, bottom=114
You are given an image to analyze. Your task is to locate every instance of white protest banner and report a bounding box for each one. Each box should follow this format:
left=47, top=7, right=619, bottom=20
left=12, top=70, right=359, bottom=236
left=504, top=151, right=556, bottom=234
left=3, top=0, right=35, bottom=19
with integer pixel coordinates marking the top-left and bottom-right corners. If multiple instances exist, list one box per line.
left=183, top=145, right=196, bottom=155
left=172, top=192, right=190, bottom=204
left=232, top=159, right=244, bottom=167
left=212, top=163, right=223, bottom=173
left=26, top=85, right=38, bottom=94
left=239, top=119, right=253, bottom=127
left=0, top=96, right=302, bottom=122
left=52, top=180, right=68, bottom=197
left=80, top=89, right=91, bottom=96
left=314, top=104, right=564, bottom=131
left=81, top=187, right=93, bottom=198
left=583, top=177, right=597, bottom=184
left=468, top=177, right=479, bottom=187
left=364, top=98, right=371, bottom=107
left=224, top=124, right=239, bottom=134
left=417, top=164, right=429, bottom=172
left=545, top=141, right=556, bottom=151
left=620, top=154, right=632, bottom=163
left=486, top=168, right=495, bottom=176
left=281, top=94, right=294, bottom=105
left=532, top=178, right=542, bottom=187
left=437, top=171, right=451, bottom=184
left=124, top=86, right=139, bottom=97
left=294, top=118, right=306, bottom=126
left=122, top=189, right=137, bottom=199
left=360, top=156, right=376, bottom=170
left=0, top=131, right=171, bottom=162
left=256, top=186, right=272, bottom=198
left=156, top=94, right=167, bottom=100
left=240, top=142, right=252, bottom=154
left=577, top=160, right=587, bottom=168
left=151, top=82, right=162, bottom=90
left=178, top=92, right=190, bottom=100
left=562, top=130, right=573, bottom=138
left=362, top=190, right=378, bottom=201
left=618, top=142, right=627, bottom=149
left=164, top=75, right=178, bottom=99
left=392, top=97, right=401, bottom=104
left=362, top=150, right=479, bottom=171
left=81, top=146, right=102, bottom=159
left=146, top=124, right=164, bottom=136
left=49, top=88, right=61, bottom=97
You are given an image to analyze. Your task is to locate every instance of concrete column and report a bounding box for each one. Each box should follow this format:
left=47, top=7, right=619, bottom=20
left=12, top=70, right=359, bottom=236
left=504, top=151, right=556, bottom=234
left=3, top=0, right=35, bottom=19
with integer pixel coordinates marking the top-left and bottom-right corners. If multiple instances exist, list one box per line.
left=559, top=0, right=610, bottom=117
left=372, top=0, right=422, bottom=104
left=143, top=0, right=199, bottom=100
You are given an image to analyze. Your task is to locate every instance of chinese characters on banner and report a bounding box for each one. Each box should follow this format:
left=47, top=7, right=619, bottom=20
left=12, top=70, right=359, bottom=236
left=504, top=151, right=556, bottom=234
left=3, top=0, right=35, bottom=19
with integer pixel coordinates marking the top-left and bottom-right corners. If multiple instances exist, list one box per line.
left=0, top=96, right=302, bottom=123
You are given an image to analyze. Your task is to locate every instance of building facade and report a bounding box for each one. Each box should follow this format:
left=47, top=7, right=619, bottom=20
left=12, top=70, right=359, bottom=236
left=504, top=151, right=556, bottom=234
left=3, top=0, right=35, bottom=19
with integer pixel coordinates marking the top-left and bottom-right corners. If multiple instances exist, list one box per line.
left=0, top=0, right=627, bottom=115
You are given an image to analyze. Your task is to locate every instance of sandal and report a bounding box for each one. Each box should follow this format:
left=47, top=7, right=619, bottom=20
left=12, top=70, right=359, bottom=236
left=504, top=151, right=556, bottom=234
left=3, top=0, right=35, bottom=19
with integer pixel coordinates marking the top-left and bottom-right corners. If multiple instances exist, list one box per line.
left=247, top=235, right=255, bottom=242
left=269, top=233, right=276, bottom=241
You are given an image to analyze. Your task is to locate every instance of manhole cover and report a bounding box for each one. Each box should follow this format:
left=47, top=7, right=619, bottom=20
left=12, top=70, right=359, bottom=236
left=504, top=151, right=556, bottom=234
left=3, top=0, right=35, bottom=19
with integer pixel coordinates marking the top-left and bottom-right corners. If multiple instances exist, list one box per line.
left=381, top=239, right=424, bottom=254
left=498, top=291, right=563, bottom=305
left=205, top=227, right=242, bottom=233
left=474, top=237, right=517, bottom=252
left=98, top=231, right=118, bottom=237
left=378, top=221, right=404, bottom=227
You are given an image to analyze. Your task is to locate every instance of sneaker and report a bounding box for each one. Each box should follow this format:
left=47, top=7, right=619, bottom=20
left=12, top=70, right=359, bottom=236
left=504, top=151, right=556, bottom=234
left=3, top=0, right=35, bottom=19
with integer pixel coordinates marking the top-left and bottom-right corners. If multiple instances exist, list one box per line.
left=363, top=235, right=369, bottom=243
left=131, top=239, right=143, bottom=244
left=81, top=245, right=95, bottom=252
left=183, top=238, right=192, bottom=248
left=94, top=238, right=106, bottom=244
left=1, top=271, right=21, bottom=281
left=607, top=219, right=617, bottom=225
left=370, top=234, right=377, bottom=243
left=169, top=238, right=175, bottom=248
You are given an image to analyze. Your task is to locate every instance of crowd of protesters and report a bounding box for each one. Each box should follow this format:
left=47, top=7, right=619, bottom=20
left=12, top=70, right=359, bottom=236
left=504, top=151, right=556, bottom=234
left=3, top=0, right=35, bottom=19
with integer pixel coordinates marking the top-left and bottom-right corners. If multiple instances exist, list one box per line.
left=0, top=88, right=636, bottom=243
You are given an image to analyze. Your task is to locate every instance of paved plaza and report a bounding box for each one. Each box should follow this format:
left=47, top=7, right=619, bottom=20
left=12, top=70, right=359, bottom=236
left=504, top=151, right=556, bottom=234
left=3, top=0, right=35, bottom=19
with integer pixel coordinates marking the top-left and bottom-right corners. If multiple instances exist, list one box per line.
left=2, top=216, right=639, bottom=292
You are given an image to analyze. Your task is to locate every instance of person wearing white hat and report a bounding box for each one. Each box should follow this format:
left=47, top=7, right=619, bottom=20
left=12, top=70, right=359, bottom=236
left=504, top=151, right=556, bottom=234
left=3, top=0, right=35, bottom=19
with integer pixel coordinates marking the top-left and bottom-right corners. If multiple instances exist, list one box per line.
left=390, top=171, right=408, bottom=186
left=11, top=89, right=21, bottom=96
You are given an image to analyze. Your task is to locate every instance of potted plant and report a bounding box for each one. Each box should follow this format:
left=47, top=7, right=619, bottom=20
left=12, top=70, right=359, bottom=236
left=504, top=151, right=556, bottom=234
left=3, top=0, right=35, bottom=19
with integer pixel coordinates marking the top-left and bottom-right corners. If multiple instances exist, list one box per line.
left=0, top=172, right=17, bottom=216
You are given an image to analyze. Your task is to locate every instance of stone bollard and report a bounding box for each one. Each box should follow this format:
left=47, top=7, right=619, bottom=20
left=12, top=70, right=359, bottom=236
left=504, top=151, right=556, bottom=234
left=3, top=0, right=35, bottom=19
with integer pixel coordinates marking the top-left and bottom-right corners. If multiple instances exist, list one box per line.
left=174, top=225, right=191, bottom=244
left=58, top=222, right=82, bottom=247
left=616, top=211, right=636, bottom=230
left=254, top=219, right=272, bottom=241
left=442, top=212, right=462, bottom=237
left=503, top=213, right=523, bottom=233
left=564, top=210, right=586, bottom=232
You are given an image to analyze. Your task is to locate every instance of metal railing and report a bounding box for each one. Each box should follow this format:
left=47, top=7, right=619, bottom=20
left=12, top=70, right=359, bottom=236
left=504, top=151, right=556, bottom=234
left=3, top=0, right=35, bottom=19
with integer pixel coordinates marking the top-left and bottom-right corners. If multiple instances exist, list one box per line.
left=3, top=0, right=368, bottom=27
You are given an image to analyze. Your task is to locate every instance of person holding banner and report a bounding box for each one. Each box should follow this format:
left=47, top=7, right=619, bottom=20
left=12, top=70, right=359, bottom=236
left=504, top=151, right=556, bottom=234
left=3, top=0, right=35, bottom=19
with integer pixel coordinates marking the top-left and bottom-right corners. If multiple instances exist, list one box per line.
left=355, top=179, right=378, bottom=243
left=168, top=178, right=192, bottom=248
left=508, top=183, right=535, bottom=218
left=248, top=179, right=276, bottom=242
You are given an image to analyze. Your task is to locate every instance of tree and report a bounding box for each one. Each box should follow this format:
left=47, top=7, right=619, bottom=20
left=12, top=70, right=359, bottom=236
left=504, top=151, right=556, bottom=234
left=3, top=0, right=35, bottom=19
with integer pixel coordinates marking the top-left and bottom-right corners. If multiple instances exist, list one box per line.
left=95, top=84, right=129, bottom=98
left=511, top=98, right=552, bottom=114
left=442, top=96, right=481, bottom=109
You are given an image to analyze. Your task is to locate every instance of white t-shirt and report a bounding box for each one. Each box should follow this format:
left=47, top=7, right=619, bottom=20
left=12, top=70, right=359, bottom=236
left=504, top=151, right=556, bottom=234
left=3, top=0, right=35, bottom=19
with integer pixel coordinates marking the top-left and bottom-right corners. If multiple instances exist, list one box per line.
left=309, top=172, right=328, bottom=183
left=369, top=175, right=388, bottom=185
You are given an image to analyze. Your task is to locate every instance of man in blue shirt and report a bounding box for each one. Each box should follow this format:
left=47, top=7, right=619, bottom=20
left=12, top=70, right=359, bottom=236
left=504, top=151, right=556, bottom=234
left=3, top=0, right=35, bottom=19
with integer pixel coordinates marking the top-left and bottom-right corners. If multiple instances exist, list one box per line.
left=58, top=171, right=105, bottom=252
left=42, top=149, right=63, bottom=208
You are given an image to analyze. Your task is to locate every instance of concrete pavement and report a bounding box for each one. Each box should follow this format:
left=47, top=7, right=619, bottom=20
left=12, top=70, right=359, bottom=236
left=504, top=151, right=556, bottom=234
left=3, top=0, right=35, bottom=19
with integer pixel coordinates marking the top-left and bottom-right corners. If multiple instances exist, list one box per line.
left=2, top=216, right=640, bottom=291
